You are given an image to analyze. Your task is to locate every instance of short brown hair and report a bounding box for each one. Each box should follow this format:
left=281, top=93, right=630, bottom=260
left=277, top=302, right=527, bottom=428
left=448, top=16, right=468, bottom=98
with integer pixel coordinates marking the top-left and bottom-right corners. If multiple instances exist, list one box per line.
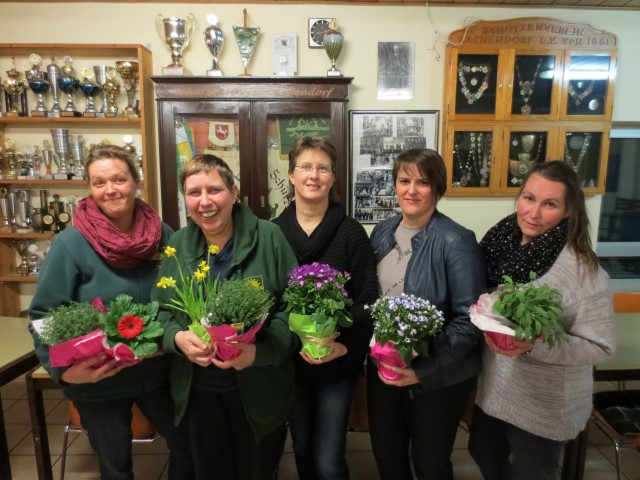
left=287, top=136, right=340, bottom=203
left=392, top=149, right=447, bottom=202
left=179, top=154, right=236, bottom=194
left=85, top=144, right=139, bottom=183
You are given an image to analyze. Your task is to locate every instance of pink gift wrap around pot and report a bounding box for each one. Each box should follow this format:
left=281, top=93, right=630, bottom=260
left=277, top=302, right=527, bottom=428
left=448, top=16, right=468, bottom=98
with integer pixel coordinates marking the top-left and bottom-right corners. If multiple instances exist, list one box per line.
left=370, top=341, right=409, bottom=381
left=205, top=321, right=264, bottom=361
left=485, top=331, right=518, bottom=351
left=49, top=328, right=139, bottom=367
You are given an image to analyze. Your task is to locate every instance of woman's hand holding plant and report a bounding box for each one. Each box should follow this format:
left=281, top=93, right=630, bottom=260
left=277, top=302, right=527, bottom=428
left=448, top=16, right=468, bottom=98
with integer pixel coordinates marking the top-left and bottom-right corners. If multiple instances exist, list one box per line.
left=61, top=353, right=133, bottom=384
left=377, top=364, right=419, bottom=387
left=211, top=342, right=256, bottom=371
left=484, top=332, right=534, bottom=357
left=174, top=330, right=214, bottom=367
left=299, top=341, right=347, bottom=365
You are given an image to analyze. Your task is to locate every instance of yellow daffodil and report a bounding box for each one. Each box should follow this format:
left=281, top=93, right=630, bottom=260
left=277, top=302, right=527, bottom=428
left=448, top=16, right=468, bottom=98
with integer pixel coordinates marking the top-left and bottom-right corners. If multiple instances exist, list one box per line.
left=194, top=270, right=207, bottom=282
left=156, top=276, right=176, bottom=289
left=164, top=246, right=176, bottom=257
left=208, top=245, right=220, bottom=255
left=248, top=279, right=260, bottom=289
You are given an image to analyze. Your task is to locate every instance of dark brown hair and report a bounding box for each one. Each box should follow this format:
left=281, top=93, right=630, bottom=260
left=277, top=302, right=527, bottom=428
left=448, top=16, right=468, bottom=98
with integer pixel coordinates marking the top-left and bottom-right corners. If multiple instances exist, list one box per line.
left=85, top=144, right=139, bottom=183
left=287, top=136, right=340, bottom=202
left=519, top=160, right=599, bottom=276
left=392, top=148, right=447, bottom=202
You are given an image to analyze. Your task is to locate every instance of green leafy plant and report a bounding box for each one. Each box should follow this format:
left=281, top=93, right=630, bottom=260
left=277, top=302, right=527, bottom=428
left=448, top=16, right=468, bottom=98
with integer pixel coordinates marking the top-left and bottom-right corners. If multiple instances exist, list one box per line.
left=205, top=279, right=274, bottom=332
left=99, top=294, right=164, bottom=358
left=493, top=272, right=566, bottom=347
left=367, top=294, right=445, bottom=363
left=39, top=302, right=102, bottom=346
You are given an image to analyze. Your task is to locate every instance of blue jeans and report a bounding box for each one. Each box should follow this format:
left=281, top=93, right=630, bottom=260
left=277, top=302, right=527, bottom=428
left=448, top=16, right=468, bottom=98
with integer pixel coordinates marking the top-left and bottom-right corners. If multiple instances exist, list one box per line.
left=74, top=388, right=194, bottom=480
left=468, top=406, right=566, bottom=480
left=288, top=379, right=355, bottom=480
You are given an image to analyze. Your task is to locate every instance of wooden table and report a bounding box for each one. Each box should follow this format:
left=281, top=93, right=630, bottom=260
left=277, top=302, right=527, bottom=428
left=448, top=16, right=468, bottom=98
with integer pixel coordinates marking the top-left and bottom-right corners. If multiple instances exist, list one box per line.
left=0, top=316, right=39, bottom=480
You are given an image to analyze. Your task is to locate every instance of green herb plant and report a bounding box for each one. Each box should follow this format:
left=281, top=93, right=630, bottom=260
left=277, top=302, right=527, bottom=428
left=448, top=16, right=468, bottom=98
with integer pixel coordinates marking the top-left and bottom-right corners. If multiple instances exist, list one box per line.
left=39, top=302, right=102, bottom=346
left=205, top=279, right=274, bottom=333
left=493, top=272, right=567, bottom=347
left=99, top=294, right=164, bottom=358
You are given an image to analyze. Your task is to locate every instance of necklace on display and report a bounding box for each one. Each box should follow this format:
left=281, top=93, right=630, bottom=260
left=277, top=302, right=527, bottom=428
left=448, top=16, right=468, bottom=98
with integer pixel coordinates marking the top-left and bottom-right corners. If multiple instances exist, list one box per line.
left=453, top=132, right=478, bottom=186
left=564, top=132, right=591, bottom=175
left=568, top=80, right=596, bottom=108
left=458, top=62, right=491, bottom=105
left=515, top=57, right=543, bottom=115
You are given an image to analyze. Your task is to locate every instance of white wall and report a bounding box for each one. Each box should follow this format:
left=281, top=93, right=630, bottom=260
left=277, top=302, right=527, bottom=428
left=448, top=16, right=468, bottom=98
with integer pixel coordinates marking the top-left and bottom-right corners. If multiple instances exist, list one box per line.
left=1, top=2, right=637, bottom=241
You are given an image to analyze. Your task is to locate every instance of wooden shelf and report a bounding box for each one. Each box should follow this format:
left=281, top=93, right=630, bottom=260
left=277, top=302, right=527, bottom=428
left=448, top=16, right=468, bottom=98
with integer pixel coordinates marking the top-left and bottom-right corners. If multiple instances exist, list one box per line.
left=0, top=232, right=55, bottom=240
left=0, top=179, right=86, bottom=187
left=0, top=274, right=38, bottom=283
left=0, top=117, right=142, bottom=125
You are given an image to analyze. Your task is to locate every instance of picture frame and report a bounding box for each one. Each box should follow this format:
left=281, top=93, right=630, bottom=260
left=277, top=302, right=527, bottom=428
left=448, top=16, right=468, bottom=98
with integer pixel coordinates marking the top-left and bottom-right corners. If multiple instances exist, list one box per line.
left=350, top=110, right=439, bottom=223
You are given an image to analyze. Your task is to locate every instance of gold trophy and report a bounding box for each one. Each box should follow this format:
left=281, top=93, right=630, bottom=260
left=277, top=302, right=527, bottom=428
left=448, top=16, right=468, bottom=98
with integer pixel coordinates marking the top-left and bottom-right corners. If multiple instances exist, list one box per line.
left=115, top=61, right=139, bottom=117
left=156, top=13, right=196, bottom=75
left=3, top=58, right=27, bottom=117
left=102, top=69, right=121, bottom=117
left=324, top=19, right=344, bottom=77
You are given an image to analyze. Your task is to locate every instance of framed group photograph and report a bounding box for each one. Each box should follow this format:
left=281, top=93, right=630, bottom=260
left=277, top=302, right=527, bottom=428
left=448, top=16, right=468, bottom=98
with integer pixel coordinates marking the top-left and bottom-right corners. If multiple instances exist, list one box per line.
left=350, top=110, right=440, bottom=223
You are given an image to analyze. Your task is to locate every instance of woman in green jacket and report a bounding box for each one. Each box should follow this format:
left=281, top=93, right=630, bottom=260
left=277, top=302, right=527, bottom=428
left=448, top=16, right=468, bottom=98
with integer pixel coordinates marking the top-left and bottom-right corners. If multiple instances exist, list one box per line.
left=152, top=154, right=298, bottom=480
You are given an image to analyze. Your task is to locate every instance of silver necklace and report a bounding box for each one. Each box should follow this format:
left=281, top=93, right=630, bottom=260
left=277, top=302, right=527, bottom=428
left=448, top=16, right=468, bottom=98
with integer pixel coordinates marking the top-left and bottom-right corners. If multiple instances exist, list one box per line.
left=393, top=241, right=412, bottom=265
left=515, top=57, right=543, bottom=115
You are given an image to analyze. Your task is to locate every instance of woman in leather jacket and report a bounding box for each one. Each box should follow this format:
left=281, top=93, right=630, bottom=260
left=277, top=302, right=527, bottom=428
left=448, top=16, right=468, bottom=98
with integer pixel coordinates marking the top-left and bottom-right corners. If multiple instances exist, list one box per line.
left=368, top=148, right=487, bottom=480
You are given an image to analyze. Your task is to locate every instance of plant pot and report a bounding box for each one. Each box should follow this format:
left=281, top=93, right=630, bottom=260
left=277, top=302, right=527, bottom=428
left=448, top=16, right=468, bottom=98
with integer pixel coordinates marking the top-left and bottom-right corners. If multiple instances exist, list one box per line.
left=486, top=331, right=518, bottom=351
left=370, top=341, right=410, bottom=381
left=288, top=312, right=338, bottom=359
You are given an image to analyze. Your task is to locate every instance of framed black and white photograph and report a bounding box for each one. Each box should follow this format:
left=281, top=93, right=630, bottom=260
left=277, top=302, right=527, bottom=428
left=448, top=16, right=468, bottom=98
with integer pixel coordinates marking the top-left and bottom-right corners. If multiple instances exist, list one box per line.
left=350, top=110, right=439, bottom=223
left=377, top=42, right=415, bottom=100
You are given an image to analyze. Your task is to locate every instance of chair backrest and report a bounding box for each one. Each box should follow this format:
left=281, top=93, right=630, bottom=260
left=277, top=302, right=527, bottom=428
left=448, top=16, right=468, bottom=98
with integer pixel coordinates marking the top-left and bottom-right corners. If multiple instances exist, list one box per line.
left=613, top=293, right=640, bottom=313
left=68, top=401, right=158, bottom=439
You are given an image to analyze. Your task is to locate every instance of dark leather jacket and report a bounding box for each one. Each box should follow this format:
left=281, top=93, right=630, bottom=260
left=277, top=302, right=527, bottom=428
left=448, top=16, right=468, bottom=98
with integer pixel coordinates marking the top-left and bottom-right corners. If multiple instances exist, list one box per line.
left=370, top=210, right=487, bottom=393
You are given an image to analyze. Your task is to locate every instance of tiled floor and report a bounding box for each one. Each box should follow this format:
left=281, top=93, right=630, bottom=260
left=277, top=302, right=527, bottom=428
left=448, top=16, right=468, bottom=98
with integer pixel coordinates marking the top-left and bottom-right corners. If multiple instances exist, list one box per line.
left=2, top=377, right=639, bottom=480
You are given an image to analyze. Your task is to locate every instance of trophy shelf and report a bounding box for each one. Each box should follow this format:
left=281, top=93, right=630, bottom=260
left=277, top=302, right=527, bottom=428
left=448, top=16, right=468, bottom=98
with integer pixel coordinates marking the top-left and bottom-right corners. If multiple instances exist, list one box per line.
left=0, top=274, right=38, bottom=283
left=0, top=117, right=142, bottom=125
left=0, top=43, right=158, bottom=317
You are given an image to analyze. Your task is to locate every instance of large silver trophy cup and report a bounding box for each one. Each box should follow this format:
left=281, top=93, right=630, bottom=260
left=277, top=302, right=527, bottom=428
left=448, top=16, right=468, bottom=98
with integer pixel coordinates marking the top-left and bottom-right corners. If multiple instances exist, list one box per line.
left=156, top=13, right=196, bottom=75
left=204, top=13, right=224, bottom=77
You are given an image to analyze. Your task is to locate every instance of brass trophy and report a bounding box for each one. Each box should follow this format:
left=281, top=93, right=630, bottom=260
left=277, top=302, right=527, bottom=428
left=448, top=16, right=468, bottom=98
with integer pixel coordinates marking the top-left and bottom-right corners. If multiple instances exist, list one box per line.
left=79, top=68, right=101, bottom=117
left=3, top=139, right=18, bottom=179
left=204, top=14, right=225, bottom=76
left=115, top=61, right=139, bottom=117
left=26, top=54, right=51, bottom=117
left=102, top=68, right=121, bottom=117
left=57, top=56, right=81, bottom=117
left=11, top=240, right=30, bottom=275
left=233, top=9, right=260, bottom=76
left=3, top=57, right=28, bottom=117
left=324, top=19, right=344, bottom=77
left=156, top=13, right=196, bottom=75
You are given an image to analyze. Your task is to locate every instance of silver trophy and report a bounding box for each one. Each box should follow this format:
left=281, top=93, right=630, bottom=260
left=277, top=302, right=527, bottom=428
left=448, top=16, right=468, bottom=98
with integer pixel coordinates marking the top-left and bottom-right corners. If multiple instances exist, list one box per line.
left=135, top=146, right=144, bottom=181
left=42, top=140, right=54, bottom=179
left=46, top=57, right=62, bottom=117
left=27, top=243, right=41, bottom=276
left=156, top=13, right=196, bottom=75
left=50, top=128, right=71, bottom=179
left=0, top=188, right=13, bottom=232
left=11, top=240, right=30, bottom=276
left=15, top=190, right=33, bottom=233
left=79, top=68, right=101, bottom=117
left=204, top=14, right=225, bottom=76
left=69, top=135, right=86, bottom=179
left=58, top=56, right=81, bottom=117
left=93, top=65, right=116, bottom=118
left=26, top=54, right=51, bottom=117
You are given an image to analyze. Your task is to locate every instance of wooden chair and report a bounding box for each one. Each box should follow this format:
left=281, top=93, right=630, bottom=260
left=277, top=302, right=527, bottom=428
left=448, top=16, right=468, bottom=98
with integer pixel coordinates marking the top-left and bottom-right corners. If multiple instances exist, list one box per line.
left=60, top=401, right=160, bottom=480
left=588, top=291, right=640, bottom=480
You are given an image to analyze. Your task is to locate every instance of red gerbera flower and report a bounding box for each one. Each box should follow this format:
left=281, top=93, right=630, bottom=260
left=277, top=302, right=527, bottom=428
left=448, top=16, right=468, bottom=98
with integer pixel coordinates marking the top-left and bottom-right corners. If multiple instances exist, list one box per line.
left=117, top=314, right=144, bottom=339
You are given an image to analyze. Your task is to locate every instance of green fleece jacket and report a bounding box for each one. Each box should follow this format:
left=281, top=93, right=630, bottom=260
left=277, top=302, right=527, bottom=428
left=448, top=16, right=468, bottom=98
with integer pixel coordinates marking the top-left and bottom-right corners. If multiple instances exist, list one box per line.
left=151, top=203, right=298, bottom=441
left=28, top=224, right=174, bottom=401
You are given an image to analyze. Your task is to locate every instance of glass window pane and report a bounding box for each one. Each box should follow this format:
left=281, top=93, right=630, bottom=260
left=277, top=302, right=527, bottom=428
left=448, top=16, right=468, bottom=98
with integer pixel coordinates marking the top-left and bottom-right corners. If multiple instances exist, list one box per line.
left=451, top=130, right=493, bottom=188
left=512, top=55, right=555, bottom=116
left=507, top=132, right=548, bottom=187
left=566, top=55, right=610, bottom=116
left=563, top=131, right=602, bottom=188
left=455, top=54, right=499, bottom=115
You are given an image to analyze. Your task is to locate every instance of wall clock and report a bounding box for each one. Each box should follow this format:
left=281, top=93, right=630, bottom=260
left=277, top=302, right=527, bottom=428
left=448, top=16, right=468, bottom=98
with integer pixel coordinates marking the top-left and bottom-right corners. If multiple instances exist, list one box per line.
left=308, top=18, right=332, bottom=48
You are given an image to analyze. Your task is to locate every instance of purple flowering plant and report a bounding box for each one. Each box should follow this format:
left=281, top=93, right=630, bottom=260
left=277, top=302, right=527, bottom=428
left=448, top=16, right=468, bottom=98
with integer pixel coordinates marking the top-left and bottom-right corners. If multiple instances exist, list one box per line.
left=283, top=263, right=353, bottom=331
left=367, top=294, right=445, bottom=363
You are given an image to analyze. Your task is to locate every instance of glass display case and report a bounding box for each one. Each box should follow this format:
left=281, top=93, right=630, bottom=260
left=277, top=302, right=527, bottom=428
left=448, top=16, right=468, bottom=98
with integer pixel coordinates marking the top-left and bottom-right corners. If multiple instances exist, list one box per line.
left=152, top=77, right=352, bottom=229
left=444, top=17, right=617, bottom=195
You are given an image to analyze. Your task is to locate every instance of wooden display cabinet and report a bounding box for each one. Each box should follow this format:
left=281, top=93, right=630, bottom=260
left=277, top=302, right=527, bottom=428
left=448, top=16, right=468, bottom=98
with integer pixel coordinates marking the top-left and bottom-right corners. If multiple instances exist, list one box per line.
left=444, top=18, right=617, bottom=196
left=0, top=43, right=158, bottom=317
left=152, top=76, right=352, bottom=229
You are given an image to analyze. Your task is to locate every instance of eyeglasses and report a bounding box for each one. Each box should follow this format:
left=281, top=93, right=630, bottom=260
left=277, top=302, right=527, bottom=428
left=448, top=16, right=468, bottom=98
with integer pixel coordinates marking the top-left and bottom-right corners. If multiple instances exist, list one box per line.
left=294, top=164, right=334, bottom=176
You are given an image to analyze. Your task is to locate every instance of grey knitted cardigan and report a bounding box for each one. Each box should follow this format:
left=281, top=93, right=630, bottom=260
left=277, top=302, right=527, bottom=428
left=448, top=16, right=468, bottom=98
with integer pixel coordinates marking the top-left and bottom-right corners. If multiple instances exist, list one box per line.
left=475, top=247, right=615, bottom=441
